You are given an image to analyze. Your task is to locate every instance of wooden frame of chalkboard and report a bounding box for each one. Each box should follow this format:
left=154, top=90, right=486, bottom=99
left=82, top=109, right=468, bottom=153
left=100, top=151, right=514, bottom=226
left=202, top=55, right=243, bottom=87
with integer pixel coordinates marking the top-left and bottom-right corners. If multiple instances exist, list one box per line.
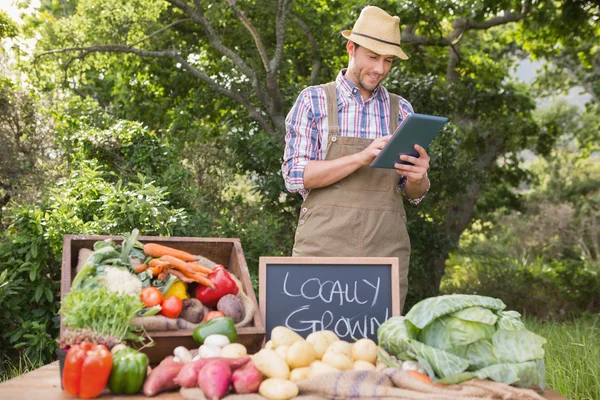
left=259, top=257, right=400, bottom=342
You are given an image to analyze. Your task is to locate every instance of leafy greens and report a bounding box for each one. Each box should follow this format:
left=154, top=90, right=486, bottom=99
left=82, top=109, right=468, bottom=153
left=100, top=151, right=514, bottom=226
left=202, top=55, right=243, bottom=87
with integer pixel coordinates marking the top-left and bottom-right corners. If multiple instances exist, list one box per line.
left=378, top=295, right=546, bottom=388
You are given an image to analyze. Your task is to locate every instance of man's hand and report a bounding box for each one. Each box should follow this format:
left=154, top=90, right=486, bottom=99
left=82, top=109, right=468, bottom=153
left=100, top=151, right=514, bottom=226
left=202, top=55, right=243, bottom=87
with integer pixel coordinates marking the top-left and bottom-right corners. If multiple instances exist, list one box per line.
left=394, top=144, right=430, bottom=183
left=358, top=135, right=391, bottom=166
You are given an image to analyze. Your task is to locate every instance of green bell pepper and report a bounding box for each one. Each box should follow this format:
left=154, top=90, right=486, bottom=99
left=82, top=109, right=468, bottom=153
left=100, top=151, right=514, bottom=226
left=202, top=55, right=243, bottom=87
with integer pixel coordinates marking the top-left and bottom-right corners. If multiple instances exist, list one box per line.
left=193, top=316, right=237, bottom=345
left=107, top=347, right=149, bottom=395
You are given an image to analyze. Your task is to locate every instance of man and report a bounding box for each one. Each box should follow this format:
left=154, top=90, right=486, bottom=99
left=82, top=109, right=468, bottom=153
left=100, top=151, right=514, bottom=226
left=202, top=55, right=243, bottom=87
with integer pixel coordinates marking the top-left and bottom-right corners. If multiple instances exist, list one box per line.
left=281, top=6, right=430, bottom=312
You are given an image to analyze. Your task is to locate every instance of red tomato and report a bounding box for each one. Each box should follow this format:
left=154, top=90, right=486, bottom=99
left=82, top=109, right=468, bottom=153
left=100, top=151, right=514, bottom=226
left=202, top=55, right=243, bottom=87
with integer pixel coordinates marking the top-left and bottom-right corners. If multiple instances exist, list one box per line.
left=161, top=296, right=183, bottom=318
left=141, top=287, right=163, bottom=308
left=204, top=310, right=225, bottom=322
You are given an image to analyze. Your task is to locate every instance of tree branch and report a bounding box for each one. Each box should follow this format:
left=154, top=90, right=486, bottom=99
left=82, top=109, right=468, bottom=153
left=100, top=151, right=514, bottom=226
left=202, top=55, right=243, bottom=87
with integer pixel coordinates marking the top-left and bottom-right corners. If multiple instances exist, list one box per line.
left=172, top=54, right=274, bottom=134
left=165, top=0, right=270, bottom=114
left=270, top=0, right=291, bottom=73
left=225, top=0, right=270, bottom=73
left=288, top=11, right=321, bottom=85
left=129, top=18, right=192, bottom=47
left=37, top=44, right=274, bottom=133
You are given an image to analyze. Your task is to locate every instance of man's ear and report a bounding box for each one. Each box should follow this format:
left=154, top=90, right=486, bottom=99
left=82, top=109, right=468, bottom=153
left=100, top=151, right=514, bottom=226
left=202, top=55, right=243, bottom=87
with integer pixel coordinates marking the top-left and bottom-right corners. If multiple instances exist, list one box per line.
left=346, top=41, right=355, bottom=58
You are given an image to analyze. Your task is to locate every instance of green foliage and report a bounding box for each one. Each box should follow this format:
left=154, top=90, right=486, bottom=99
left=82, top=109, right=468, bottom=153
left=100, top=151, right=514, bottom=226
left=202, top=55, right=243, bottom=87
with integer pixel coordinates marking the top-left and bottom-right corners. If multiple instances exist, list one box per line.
left=524, top=316, right=600, bottom=400
left=0, top=154, right=191, bottom=366
left=0, top=10, right=18, bottom=40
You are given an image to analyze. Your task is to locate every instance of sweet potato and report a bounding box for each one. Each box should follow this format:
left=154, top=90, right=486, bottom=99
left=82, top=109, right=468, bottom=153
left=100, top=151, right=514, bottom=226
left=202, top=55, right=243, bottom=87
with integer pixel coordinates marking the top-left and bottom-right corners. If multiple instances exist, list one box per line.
left=231, top=360, right=262, bottom=394
left=197, top=360, right=232, bottom=400
left=216, top=294, right=244, bottom=323
left=143, top=356, right=184, bottom=396
left=174, top=356, right=250, bottom=388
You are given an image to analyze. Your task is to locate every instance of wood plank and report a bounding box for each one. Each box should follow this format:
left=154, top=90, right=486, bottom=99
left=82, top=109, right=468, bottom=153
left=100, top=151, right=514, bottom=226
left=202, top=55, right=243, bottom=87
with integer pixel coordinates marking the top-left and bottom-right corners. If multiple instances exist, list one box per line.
left=0, top=362, right=571, bottom=400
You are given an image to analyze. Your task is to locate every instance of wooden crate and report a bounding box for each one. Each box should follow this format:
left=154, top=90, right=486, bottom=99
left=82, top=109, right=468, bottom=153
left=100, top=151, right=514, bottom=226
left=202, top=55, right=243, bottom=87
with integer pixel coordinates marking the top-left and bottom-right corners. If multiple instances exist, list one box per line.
left=61, top=235, right=265, bottom=364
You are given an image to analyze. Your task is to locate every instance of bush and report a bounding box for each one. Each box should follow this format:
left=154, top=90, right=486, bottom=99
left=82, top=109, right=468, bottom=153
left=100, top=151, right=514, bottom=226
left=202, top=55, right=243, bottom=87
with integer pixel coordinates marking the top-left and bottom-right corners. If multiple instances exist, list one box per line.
left=442, top=250, right=600, bottom=319
left=0, top=160, right=191, bottom=366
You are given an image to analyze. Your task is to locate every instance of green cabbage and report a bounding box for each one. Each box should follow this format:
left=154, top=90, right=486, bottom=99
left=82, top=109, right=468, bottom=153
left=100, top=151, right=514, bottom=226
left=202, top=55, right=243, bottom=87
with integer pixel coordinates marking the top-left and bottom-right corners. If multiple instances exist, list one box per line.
left=378, top=294, right=546, bottom=388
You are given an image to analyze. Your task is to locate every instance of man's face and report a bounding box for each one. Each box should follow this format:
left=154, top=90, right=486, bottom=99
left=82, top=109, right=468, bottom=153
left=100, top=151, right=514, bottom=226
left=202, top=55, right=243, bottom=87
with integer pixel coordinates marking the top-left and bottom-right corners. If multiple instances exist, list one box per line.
left=347, top=42, right=394, bottom=94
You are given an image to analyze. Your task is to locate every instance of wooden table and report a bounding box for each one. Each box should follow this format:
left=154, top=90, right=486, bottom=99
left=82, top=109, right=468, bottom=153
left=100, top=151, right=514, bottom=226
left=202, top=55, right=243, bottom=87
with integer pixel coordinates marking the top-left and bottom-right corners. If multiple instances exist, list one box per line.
left=0, top=361, right=569, bottom=400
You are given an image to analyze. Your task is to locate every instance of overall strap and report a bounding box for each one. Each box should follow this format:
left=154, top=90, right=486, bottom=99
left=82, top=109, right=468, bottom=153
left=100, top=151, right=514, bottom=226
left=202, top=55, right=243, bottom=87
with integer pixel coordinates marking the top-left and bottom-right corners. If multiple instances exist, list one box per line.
left=389, top=93, right=400, bottom=134
left=321, top=82, right=339, bottom=136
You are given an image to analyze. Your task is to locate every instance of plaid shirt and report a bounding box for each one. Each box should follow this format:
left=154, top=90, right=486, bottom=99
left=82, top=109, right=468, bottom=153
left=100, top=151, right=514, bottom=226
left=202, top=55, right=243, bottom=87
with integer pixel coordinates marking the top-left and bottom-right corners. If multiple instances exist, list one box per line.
left=282, top=69, right=429, bottom=204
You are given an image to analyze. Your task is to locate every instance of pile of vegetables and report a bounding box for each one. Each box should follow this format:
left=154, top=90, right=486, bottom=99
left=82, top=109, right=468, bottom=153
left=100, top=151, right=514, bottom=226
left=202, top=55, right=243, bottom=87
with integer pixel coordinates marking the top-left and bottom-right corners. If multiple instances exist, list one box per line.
left=378, top=294, right=547, bottom=388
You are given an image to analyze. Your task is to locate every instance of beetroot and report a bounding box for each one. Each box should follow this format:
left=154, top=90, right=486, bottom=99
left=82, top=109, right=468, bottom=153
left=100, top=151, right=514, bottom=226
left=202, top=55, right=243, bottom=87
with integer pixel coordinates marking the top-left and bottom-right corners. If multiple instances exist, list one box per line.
left=231, top=360, right=262, bottom=394
left=197, top=360, right=232, bottom=400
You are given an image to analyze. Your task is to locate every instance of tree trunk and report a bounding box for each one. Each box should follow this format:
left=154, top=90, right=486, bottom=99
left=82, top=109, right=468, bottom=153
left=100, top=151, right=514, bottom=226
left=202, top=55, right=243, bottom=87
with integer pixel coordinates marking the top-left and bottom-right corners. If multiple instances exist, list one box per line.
left=430, top=133, right=506, bottom=292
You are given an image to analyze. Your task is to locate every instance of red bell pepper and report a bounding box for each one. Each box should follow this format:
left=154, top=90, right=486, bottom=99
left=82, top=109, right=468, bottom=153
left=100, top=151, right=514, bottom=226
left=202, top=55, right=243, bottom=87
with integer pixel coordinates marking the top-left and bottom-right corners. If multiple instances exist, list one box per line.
left=195, top=265, right=239, bottom=307
left=62, top=342, right=112, bottom=399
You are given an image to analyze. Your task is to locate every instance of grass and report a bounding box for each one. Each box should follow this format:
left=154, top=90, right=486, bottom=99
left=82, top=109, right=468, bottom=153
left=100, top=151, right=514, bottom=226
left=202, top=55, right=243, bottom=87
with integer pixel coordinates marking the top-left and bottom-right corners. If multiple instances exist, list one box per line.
left=0, top=354, right=42, bottom=383
left=524, top=315, right=600, bottom=400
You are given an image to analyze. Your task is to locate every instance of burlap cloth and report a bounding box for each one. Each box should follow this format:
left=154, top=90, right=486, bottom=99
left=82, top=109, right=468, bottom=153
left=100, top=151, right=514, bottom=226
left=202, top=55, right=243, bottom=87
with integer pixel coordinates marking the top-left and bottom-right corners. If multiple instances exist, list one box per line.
left=180, top=369, right=545, bottom=400
left=76, top=249, right=255, bottom=331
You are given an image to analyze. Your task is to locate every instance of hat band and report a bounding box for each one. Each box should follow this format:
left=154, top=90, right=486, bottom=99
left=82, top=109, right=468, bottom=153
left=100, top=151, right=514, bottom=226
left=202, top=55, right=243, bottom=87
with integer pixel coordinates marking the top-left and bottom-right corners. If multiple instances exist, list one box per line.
left=351, top=31, right=401, bottom=48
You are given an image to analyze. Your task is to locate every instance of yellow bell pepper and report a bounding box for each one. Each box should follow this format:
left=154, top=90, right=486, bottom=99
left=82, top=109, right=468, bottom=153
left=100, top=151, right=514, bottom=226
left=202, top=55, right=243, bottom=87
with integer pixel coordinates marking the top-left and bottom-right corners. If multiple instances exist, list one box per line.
left=165, top=280, right=189, bottom=300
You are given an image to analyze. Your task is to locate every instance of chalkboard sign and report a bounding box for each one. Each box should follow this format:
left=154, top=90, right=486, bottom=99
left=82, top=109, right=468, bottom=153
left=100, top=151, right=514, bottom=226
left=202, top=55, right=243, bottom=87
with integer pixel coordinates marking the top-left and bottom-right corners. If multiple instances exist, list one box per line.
left=259, top=257, right=400, bottom=343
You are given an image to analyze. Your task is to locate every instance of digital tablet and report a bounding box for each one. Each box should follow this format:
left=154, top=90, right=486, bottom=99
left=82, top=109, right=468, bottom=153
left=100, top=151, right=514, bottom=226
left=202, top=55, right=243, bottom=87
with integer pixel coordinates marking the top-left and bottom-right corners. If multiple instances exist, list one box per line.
left=370, top=113, right=448, bottom=169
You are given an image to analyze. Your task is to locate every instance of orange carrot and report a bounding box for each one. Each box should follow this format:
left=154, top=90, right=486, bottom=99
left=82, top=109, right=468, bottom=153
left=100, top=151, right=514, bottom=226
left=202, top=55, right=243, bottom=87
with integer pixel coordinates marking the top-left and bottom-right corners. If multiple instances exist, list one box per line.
left=160, top=255, right=216, bottom=289
left=148, top=259, right=169, bottom=277
left=168, top=269, right=196, bottom=283
left=134, top=263, right=148, bottom=273
left=143, top=243, right=199, bottom=262
left=407, top=370, right=433, bottom=384
left=186, top=262, right=212, bottom=275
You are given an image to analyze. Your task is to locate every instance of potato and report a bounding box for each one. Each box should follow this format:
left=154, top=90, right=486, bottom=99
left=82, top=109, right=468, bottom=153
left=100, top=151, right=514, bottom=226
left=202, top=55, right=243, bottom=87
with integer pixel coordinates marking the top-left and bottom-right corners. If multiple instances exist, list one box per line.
left=217, top=294, right=244, bottom=323
left=275, top=345, right=290, bottom=361
left=306, top=330, right=339, bottom=359
left=289, top=367, right=310, bottom=382
left=353, top=360, right=376, bottom=371
left=259, top=378, right=298, bottom=400
left=265, top=340, right=274, bottom=350
left=326, top=341, right=353, bottom=359
left=251, top=349, right=290, bottom=379
left=271, top=326, right=304, bottom=348
left=351, top=338, right=378, bottom=364
left=220, top=343, right=247, bottom=359
left=308, top=361, right=339, bottom=378
left=321, top=351, right=353, bottom=370
left=286, top=341, right=316, bottom=369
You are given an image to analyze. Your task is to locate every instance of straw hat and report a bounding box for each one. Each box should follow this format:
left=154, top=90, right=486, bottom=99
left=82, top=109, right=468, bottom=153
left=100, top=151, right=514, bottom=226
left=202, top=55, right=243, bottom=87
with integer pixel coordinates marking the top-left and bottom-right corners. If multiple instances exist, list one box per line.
left=342, top=6, right=408, bottom=60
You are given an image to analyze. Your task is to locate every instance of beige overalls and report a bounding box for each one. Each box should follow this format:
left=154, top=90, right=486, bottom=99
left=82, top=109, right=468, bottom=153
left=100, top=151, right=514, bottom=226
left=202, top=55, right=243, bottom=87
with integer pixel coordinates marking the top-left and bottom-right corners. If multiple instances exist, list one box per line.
left=292, top=82, right=411, bottom=313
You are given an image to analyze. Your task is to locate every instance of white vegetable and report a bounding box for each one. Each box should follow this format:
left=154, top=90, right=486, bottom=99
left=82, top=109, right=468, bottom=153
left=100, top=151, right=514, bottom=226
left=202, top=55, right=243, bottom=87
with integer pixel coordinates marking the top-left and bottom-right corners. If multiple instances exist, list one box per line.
left=220, top=343, right=247, bottom=359
left=271, top=326, right=304, bottom=348
left=101, top=266, right=142, bottom=296
left=289, top=367, right=310, bottom=382
left=204, top=334, right=231, bottom=348
left=192, top=354, right=203, bottom=362
left=173, top=346, right=193, bottom=363
left=306, top=331, right=339, bottom=359
left=173, top=356, right=181, bottom=363
left=286, top=341, right=316, bottom=369
left=321, top=351, right=353, bottom=370
left=326, top=341, right=353, bottom=359
left=198, top=344, right=222, bottom=358
left=308, top=361, right=339, bottom=378
left=251, top=349, right=290, bottom=379
left=352, top=360, right=376, bottom=371
left=351, top=338, right=378, bottom=364
left=110, top=344, right=128, bottom=355
left=259, top=378, right=299, bottom=400
left=401, top=360, right=420, bottom=371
